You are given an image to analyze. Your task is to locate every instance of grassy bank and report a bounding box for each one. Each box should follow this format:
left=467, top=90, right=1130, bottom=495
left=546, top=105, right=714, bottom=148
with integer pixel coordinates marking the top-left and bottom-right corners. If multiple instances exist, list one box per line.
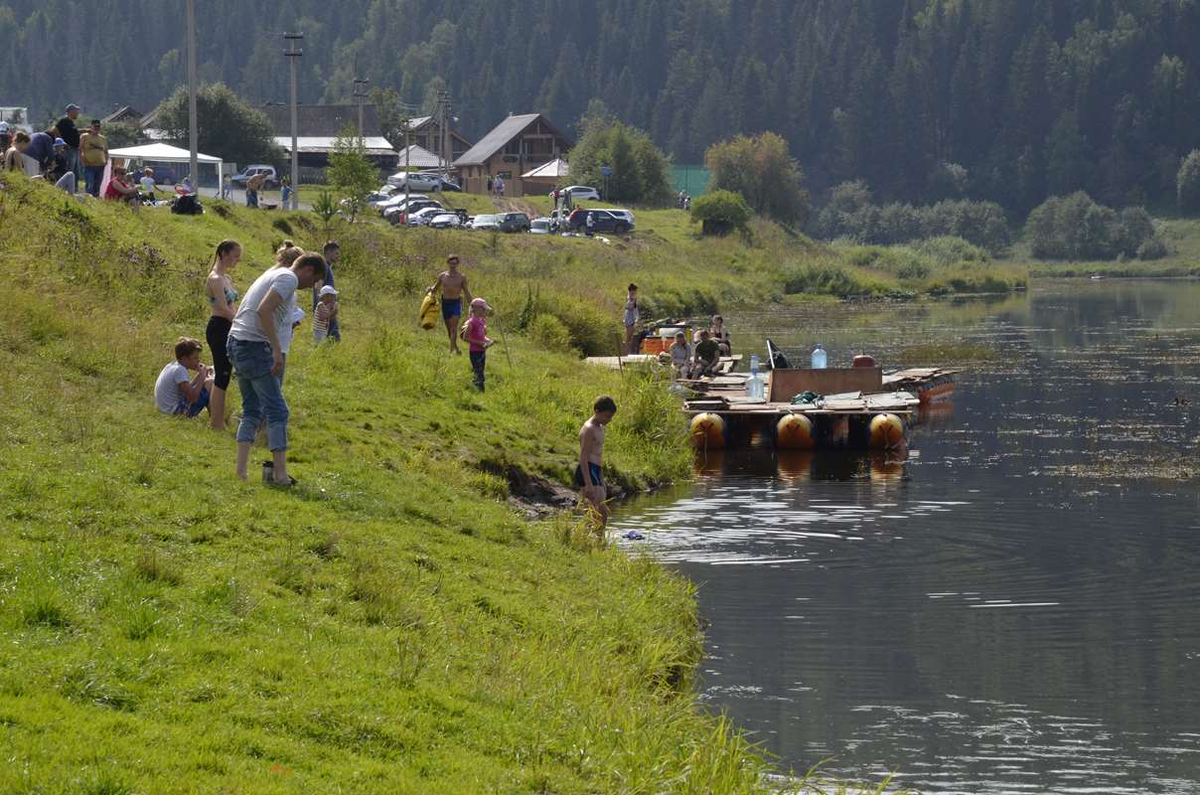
left=0, top=176, right=912, bottom=793
left=1015, top=216, right=1200, bottom=278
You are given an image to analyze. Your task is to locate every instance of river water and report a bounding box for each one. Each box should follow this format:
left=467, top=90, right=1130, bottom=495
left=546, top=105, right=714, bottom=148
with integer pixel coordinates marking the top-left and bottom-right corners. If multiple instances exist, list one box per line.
left=611, top=281, right=1200, bottom=794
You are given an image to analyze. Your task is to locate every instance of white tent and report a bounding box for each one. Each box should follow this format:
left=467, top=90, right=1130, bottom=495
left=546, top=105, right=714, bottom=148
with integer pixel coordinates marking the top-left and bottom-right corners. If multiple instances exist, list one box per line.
left=107, top=143, right=225, bottom=185
left=522, top=158, right=569, bottom=179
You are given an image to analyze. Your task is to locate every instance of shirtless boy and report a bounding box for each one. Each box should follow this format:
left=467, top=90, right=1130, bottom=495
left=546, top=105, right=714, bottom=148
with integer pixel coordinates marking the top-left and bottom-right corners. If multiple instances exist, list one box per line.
left=428, top=254, right=473, bottom=354
left=576, top=395, right=618, bottom=527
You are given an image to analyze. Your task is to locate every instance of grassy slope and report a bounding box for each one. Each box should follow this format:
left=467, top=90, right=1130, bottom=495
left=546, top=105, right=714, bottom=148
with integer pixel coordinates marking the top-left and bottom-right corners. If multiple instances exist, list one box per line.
left=0, top=176, right=918, bottom=794
left=0, top=176, right=784, bottom=794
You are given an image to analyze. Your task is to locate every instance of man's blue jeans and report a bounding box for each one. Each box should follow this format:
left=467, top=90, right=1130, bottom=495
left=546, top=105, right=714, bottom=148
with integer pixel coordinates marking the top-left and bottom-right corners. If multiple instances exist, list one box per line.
left=228, top=337, right=289, bottom=451
left=84, top=165, right=105, bottom=197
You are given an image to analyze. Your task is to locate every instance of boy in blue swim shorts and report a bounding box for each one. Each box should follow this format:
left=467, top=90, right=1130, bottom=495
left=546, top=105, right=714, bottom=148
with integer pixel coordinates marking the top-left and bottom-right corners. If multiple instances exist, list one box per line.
left=427, top=253, right=472, bottom=354
left=576, top=395, right=618, bottom=527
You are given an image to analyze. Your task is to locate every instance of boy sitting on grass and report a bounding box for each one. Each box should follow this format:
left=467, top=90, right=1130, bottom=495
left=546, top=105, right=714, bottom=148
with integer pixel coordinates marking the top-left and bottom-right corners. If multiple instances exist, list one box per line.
left=154, top=337, right=214, bottom=417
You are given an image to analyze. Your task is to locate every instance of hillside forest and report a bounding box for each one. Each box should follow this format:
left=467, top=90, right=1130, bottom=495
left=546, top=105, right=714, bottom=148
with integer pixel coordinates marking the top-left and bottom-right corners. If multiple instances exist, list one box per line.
left=3, top=0, right=1200, bottom=212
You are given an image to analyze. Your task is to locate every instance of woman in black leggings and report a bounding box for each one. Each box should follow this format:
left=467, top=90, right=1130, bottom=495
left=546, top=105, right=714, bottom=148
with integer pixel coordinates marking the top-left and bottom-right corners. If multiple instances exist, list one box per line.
left=205, top=239, right=242, bottom=431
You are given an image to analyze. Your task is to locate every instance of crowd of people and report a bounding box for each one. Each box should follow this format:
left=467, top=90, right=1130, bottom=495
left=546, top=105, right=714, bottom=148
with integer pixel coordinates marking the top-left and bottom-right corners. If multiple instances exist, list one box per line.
left=155, top=239, right=342, bottom=485
left=621, top=283, right=732, bottom=379
left=151, top=240, right=619, bottom=524
left=0, top=104, right=196, bottom=209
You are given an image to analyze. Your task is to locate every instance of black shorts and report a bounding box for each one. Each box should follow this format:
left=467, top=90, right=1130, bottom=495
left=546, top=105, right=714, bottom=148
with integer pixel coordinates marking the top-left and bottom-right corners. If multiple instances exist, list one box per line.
left=206, top=315, right=233, bottom=390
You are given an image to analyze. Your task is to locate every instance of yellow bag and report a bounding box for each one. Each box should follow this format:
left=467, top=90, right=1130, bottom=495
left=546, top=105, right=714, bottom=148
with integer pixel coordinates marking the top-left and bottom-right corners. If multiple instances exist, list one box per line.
left=419, top=292, right=438, bottom=330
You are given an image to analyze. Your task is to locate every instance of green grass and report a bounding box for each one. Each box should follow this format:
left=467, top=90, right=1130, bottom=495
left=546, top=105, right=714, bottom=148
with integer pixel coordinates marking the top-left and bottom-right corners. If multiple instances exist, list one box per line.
left=0, top=175, right=914, bottom=794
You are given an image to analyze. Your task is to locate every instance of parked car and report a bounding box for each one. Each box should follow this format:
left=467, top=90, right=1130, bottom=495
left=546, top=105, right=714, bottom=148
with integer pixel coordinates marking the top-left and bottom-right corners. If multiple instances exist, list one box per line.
left=598, top=208, right=636, bottom=229
left=373, top=192, right=429, bottom=212
left=470, top=214, right=501, bottom=231
left=231, top=164, right=277, bottom=188
left=406, top=206, right=446, bottom=226
left=428, top=212, right=464, bottom=228
left=438, top=178, right=462, bottom=192
left=384, top=200, right=443, bottom=224
left=552, top=185, right=601, bottom=201
left=568, top=208, right=633, bottom=234
left=497, top=212, right=531, bottom=233
left=530, top=217, right=553, bottom=235
left=387, top=171, right=445, bottom=191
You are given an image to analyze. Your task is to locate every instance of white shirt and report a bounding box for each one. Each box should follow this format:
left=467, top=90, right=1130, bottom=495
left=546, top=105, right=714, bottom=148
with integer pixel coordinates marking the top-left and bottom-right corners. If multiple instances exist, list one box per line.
left=154, top=361, right=190, bottom=413
left=139, top=176, right=155, bottom=193
left=229, top=267, right=299, bottom=345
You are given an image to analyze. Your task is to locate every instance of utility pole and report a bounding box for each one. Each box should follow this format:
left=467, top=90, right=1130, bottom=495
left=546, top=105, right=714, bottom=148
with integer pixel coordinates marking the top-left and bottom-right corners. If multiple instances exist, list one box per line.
left=442, top=91, right=451, bottom=193
left=185, top=0, right=198, bottom=191
left=352, top=76, right=369, bottom=138
left=404, top=113, right=410, bottom=220
left=283, top=32, right=304, bottom=210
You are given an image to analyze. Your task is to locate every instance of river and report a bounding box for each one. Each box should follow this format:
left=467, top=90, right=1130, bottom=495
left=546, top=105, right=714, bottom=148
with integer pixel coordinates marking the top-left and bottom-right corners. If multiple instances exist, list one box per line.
left=611, top=280, right=1200, bottom=794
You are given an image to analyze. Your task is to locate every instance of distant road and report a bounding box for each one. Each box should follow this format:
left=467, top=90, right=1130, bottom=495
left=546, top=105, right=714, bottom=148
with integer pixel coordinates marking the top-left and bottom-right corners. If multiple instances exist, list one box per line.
left=195, top=186, right=312, bottom=211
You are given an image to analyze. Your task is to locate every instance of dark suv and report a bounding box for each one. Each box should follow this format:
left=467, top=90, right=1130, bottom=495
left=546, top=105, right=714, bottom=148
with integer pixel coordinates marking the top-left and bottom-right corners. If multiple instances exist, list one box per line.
left=497, top=212, right=531, bottom=233
left=568, top=209, right=631, bottom=234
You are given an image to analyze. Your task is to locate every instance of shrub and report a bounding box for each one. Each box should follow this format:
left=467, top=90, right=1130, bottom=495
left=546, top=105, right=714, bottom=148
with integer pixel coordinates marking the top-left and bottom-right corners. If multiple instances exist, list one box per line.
left=690, top=190, right=751, bottom=235
left=705, top=132, right=810, bottom=224
left=1178, top=150, right=1200, bottom=214
left=1138, top=236, right=1169, bottom=260
left=913, top=236, right=989, bottom=267
left=1025, top=192, right=1154, bottom=260
left=815, top=186, right=1011, bottom=254
left=528, top=314, right=575, bottom=352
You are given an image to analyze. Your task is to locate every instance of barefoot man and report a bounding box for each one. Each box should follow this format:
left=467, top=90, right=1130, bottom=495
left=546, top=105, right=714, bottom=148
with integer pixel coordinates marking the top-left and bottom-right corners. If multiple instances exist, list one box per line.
left=427, top=254, right=472, bottom=354
left=576, top=395, right=617, bottom=527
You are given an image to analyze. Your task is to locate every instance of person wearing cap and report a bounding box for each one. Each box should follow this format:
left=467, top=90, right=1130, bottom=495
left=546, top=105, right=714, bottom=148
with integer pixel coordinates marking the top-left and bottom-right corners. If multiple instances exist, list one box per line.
left=79, top=119, right=108, bottom=197
left=462, top=297, right=494, bottom=391
left=313, top=285, right=340, bottom=344
left=53, top=104, right=82, bottom=190
left=139, top=167, right=159, bottom=202
left=427, top=254, right=472, bottom=354
left=46, top=138, right=75, bottom=192
left=316, top=241, right=342, bottom=341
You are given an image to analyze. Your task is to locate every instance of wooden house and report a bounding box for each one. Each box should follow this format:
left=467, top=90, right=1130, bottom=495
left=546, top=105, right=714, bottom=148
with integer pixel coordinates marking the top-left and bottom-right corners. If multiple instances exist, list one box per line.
left=453, top=113, right=572, bottom=196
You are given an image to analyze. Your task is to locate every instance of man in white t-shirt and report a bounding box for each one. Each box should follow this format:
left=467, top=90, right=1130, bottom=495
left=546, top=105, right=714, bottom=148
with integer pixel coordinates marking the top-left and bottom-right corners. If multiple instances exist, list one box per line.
left=153, top=337, right=213, bottom=417
left=227, top=253, right=326, bottom=484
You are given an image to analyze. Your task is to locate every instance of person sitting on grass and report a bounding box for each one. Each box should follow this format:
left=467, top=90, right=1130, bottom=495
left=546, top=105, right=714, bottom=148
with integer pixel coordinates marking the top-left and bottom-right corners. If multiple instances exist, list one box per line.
left=313, top=285, right=339, bottom=344
left=462, top=297, right=494, bottom=391
left=576, top=395, right=617, bottom=528
left=138, top=168, right=158, bottom=202
left=154, top=337, right=214, bottom=417
left=668, top=331, right=693, bottom=379
left=103, top=166, right=139, bottom=208
left=693, top=329, right=721, bottom=378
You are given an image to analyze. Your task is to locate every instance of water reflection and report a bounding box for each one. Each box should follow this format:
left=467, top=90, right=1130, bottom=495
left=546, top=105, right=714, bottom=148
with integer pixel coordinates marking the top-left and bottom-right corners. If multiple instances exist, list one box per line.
left=612, top=281, right=1200, bottom=793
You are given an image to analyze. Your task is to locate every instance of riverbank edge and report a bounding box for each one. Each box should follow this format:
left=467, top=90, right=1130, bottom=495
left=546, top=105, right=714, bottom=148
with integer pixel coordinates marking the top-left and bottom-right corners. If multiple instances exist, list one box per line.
left=0, top=178, right=802, bottom=792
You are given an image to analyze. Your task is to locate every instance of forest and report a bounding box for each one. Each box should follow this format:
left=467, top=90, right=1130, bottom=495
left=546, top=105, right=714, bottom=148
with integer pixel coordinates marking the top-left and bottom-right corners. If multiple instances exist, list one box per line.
left=3, top=0, right=1200, bottom=211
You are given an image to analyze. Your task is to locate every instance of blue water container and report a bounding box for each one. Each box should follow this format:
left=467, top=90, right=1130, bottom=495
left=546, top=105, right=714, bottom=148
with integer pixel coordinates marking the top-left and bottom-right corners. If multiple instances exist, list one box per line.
left=811, top=344, right=827, bottom=369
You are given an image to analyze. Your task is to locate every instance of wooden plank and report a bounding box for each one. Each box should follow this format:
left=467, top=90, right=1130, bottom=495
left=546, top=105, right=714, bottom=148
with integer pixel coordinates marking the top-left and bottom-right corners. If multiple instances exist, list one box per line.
left=768, top=367, right=883, bottom=402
